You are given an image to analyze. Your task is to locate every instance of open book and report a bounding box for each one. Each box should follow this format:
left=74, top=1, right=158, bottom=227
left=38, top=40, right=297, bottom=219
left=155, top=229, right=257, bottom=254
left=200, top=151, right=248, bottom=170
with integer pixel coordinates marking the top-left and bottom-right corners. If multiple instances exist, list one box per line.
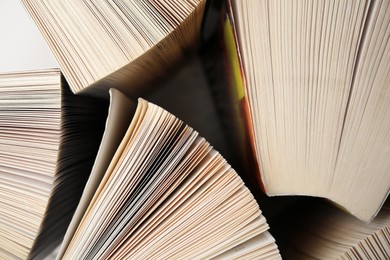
left=22, top=0, right=207, bottom=97
left=211, top=0, right=390, bottom=222
left=280, top=200, right=390, bottom=259
left=0, top=70, right=107, bottom=259
left=56, top=89, right=281, bottom=259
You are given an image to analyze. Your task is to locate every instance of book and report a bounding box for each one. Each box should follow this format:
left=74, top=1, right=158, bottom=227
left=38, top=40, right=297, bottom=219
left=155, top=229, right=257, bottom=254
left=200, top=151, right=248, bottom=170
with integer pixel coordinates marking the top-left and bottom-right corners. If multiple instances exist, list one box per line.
left=279, top=199, right=390, bottom=259
left=22, top=0, right=207, bottom=98
left=55, top=89, right=281, bottom=259
left=207, top=0, right=390, bottom=222
left=0, top=70, right=107, bottom=259
left=0, top=1, right=107, bottom=258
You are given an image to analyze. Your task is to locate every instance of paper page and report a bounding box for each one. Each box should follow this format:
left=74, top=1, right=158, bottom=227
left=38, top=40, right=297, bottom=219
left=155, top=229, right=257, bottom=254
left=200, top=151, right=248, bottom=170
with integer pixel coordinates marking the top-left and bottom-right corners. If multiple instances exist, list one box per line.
left=212, top=231, right=275, bottom=259
left=56, top=88, right=135, bottom=259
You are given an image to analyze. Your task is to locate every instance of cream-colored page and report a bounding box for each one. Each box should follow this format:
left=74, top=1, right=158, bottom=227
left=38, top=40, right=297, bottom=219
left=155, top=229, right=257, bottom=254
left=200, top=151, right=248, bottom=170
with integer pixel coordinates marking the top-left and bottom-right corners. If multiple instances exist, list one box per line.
left=56, top=88, right=135, bottom=259
left=212, top=231, right=276, bottom=259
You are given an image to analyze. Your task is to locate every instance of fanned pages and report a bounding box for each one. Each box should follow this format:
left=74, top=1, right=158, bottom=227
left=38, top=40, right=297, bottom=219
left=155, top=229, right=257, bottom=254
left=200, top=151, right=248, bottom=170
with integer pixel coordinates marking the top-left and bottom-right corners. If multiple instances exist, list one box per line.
left=227, top=0, right=390, bottom=221
left=22, top=0, right=206, bottom=97
left=57, top=89, right=135, bottom=258
left=0, top=70, right=63, bottom=259
left=281, top=201, right=390, bottom=259
left=59, top=91, right=281, bottom=259
left=0, top=70, right=107, bottom=259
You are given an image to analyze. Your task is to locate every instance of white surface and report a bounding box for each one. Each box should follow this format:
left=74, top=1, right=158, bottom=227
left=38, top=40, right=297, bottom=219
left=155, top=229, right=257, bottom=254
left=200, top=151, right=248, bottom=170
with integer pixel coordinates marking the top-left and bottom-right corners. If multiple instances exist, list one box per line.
left=0, top=0, right=58, bottom=72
